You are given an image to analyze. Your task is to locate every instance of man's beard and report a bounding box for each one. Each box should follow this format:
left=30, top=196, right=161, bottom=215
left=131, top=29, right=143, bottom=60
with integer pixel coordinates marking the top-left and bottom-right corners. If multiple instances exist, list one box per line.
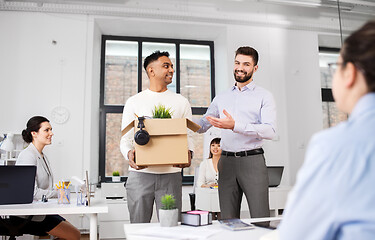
left=234, top=70, right=253, bottom=83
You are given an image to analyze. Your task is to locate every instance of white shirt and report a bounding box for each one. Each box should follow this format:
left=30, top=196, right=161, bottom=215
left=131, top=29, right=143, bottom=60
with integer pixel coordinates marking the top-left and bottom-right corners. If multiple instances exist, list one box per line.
left=120, top=89, right=194, bottom=174
left=196, top=158, right=218, bottom=187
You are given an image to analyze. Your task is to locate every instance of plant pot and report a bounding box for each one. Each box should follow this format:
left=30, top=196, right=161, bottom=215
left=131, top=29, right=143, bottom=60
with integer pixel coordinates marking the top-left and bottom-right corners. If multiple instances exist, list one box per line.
left=159, top=208, right=178, bottom=227
left=112, top=176, right=121, bottom=182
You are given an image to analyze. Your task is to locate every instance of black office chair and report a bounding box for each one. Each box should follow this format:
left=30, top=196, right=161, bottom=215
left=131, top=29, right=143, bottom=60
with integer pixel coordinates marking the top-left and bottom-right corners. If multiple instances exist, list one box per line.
left=0, top=216, right=33, bottom=240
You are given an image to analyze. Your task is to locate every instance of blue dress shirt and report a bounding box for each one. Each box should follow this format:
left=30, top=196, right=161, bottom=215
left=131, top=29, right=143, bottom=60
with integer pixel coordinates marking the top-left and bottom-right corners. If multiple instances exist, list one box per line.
left=279, top=93, right=375, bottom=240
left=197, top=81, right=276, bottom=152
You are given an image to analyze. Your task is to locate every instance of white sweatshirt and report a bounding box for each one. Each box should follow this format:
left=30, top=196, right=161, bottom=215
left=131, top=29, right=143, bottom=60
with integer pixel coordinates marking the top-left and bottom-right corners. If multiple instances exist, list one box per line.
left=120, top=89, right=194, bottom=174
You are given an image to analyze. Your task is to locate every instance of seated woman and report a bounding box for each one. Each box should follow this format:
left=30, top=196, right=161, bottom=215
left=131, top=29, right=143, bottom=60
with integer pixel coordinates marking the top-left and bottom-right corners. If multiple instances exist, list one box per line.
left=197, top=138, right=221, bottom=188
left=14, top=116, right=80, bottom=240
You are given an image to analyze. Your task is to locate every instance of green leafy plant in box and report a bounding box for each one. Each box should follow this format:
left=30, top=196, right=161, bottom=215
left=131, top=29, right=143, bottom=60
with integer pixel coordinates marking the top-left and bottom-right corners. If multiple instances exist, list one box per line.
left=112, top=171, right=120, bottom=176
left=152, top=104, right=173, bottom=119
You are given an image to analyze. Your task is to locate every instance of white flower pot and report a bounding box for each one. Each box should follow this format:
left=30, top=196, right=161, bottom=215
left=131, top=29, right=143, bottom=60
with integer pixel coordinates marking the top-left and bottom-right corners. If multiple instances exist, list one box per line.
left=112, top=176, right=121, bottom=182
left=159, top=208, right=178, bottom=227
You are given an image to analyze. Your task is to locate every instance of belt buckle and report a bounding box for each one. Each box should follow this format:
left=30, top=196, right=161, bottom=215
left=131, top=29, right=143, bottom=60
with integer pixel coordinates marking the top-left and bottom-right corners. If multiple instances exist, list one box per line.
left=234, top=152, right=241, bottom=158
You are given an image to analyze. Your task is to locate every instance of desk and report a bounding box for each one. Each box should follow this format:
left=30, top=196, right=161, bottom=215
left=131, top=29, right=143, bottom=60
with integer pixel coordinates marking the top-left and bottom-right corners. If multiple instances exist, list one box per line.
left=124, top=217, right=281, bottom=240
left=0, top=198, right=108, bottom=240
left=195, top=186, right=291, bottom=216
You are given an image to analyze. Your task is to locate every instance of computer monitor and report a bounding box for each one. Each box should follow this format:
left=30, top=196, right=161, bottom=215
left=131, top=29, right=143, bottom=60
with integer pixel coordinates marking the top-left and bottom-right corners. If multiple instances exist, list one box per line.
left=0, top=166, right=36, bottom=205
left=267, top=166, right=284, bottom=187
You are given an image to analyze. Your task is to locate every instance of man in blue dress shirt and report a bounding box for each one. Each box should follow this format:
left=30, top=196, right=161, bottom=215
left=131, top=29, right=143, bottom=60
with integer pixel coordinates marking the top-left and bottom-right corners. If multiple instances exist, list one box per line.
left=278, top=21, right=375, bottom=239
left=197, top=46, right=277, bottom=220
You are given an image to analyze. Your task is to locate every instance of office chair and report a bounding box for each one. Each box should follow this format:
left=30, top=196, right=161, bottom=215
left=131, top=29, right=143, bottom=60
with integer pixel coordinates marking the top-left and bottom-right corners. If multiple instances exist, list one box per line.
left=0, top=216, right=33, bottom=240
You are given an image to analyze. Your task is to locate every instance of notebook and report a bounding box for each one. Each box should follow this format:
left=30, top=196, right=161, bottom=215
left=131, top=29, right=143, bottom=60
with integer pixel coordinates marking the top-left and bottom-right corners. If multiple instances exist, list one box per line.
left=267, top=166, right=284, bottom=187
left=0, top=165, right=36, bottom=205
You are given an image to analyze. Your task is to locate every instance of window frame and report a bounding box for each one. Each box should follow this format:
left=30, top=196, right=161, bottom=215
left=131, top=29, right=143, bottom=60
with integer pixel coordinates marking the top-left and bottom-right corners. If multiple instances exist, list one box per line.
left=319, top=47, right=340, bottom=103
left=319, top=46, right=349, bottom=128
left=99, top=35, right=215, bottom=184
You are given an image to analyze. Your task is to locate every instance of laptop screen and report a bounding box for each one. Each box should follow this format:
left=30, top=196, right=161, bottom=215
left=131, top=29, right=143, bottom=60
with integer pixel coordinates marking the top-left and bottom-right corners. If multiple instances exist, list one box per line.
left=0, top=166, right=36, bottom=205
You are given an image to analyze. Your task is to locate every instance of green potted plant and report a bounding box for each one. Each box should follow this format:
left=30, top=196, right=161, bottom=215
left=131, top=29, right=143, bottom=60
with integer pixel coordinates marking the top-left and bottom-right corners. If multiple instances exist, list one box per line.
left=159, top=194, right=178, bottom=227
left=152, top=104, right=173, bottom=119
left=112, top=171, right=121, bottom=182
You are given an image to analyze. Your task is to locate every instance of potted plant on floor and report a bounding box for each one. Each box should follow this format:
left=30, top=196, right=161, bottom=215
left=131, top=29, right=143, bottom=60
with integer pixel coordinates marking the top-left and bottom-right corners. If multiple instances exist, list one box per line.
left=159, top=194, right=178, bottom=227
left=112, top=171, right=121, bottom=182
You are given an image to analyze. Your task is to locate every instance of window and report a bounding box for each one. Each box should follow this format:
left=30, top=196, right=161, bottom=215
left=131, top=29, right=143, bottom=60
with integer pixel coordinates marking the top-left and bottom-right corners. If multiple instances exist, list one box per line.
left=319, top=47, right=348, bottom=128
left=99, top=36, right=215, bottom=183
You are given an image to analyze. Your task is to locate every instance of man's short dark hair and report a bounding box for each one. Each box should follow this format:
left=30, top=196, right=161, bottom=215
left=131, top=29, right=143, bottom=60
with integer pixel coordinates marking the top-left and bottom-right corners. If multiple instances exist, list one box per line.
left=143, top=51, right=170, bottom=72
left=235, top=46, right=259, bottom=66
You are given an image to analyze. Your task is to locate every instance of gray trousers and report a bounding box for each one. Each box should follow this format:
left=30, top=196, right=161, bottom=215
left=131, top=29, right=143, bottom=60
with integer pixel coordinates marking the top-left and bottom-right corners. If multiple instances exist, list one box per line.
left=218, top=154, right=270, bottom=219
left=125, top=171, right=182, bottom=223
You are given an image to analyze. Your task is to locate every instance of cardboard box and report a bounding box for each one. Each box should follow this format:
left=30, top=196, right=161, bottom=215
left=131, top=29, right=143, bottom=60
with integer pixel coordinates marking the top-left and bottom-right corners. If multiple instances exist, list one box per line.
left=121, top=118, right=200, bottom=166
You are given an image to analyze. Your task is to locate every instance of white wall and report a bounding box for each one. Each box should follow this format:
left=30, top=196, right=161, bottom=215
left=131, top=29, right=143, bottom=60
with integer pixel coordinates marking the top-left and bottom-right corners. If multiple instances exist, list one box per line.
left=0, top=12, right=89, bottom=181
left=0, top=5, right=358, bottom=186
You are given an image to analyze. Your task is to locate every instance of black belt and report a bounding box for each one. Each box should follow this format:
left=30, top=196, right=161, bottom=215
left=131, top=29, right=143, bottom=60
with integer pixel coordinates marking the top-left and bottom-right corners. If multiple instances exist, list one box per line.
left=222, top=148, right=264, bottom=157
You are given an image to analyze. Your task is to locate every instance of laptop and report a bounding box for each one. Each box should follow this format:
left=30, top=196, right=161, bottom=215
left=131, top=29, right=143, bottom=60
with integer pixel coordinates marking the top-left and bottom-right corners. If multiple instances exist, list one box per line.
left=267, top=166, right=284, bottom=187
left=0, top=166, right=36, bottom=205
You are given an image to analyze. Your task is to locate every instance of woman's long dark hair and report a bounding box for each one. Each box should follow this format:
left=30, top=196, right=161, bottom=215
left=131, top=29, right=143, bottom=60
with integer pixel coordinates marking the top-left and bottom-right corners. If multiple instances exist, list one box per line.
left=341, top=21, right=375, bottom=92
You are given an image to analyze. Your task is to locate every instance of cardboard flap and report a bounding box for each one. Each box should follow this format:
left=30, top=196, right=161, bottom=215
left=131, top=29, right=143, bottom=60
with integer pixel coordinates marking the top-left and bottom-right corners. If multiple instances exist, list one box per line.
left=121, top=120, right=135, bottom=137
left=186, top=119, right=201, bottom=132
left=145, top=118, right=187, bottom=136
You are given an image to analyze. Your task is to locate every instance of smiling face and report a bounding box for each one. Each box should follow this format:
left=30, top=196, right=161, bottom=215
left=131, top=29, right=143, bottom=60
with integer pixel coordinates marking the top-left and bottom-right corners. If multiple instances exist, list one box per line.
left=210, top=143, right=221, bottom=157
left=148, top=56, right=174, bottom=87
left=233, top=54, right=258, bottom=84
left=31, top=121, right=53, bottom=146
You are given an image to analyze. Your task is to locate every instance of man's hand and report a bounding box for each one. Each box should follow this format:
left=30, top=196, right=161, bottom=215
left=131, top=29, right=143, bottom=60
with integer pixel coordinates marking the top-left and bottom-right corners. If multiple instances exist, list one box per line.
left=173, top=150, right=192, bottom=168
left=127, top=149, right=147, bottom=170
left=206, top=109, right=235, bottom=130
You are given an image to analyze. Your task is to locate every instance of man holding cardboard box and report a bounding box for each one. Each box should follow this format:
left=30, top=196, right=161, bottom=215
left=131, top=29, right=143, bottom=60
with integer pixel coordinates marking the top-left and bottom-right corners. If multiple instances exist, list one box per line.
left=120, top=51, right=196, bottom=223
left=196, top=46, right=276, bottom=220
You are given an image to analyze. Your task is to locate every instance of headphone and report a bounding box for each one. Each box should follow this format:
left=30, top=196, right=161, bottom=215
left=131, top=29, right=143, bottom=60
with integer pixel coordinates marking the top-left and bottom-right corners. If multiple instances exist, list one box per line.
left=134, top=116, right=150, bottom=145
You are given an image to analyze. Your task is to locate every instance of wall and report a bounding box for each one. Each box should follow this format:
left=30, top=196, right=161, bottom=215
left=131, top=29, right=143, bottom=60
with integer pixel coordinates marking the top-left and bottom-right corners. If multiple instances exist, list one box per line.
left=0, top=4, right=360, bottom=186
left=0, top=11, right=89, bottom=182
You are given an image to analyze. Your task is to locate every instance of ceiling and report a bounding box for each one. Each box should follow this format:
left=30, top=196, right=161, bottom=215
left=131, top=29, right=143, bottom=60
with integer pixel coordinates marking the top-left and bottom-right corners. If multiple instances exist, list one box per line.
left=1, top=0, right=373, bottom=33
left=2, top=0, right=375, bottom=14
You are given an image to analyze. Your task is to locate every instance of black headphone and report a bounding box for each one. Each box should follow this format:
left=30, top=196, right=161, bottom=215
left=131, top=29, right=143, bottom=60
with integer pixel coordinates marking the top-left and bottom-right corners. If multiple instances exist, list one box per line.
left=134, top=116, right=150, bottom=145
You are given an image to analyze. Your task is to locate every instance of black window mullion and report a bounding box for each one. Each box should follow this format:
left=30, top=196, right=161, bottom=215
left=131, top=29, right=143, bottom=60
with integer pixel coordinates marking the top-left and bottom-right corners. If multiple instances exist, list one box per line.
left=192, top=107, right=208, bottom=115
left=138, top=41, right=143, bottom=93
left=210, top=44, right=215, bottom=101
left=176, top=43, right=180, bottom=94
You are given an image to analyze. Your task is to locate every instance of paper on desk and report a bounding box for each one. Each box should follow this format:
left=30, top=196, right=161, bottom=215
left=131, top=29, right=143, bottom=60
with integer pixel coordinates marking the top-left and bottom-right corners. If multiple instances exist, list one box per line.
left=129, top=225, right=222, bottom=240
